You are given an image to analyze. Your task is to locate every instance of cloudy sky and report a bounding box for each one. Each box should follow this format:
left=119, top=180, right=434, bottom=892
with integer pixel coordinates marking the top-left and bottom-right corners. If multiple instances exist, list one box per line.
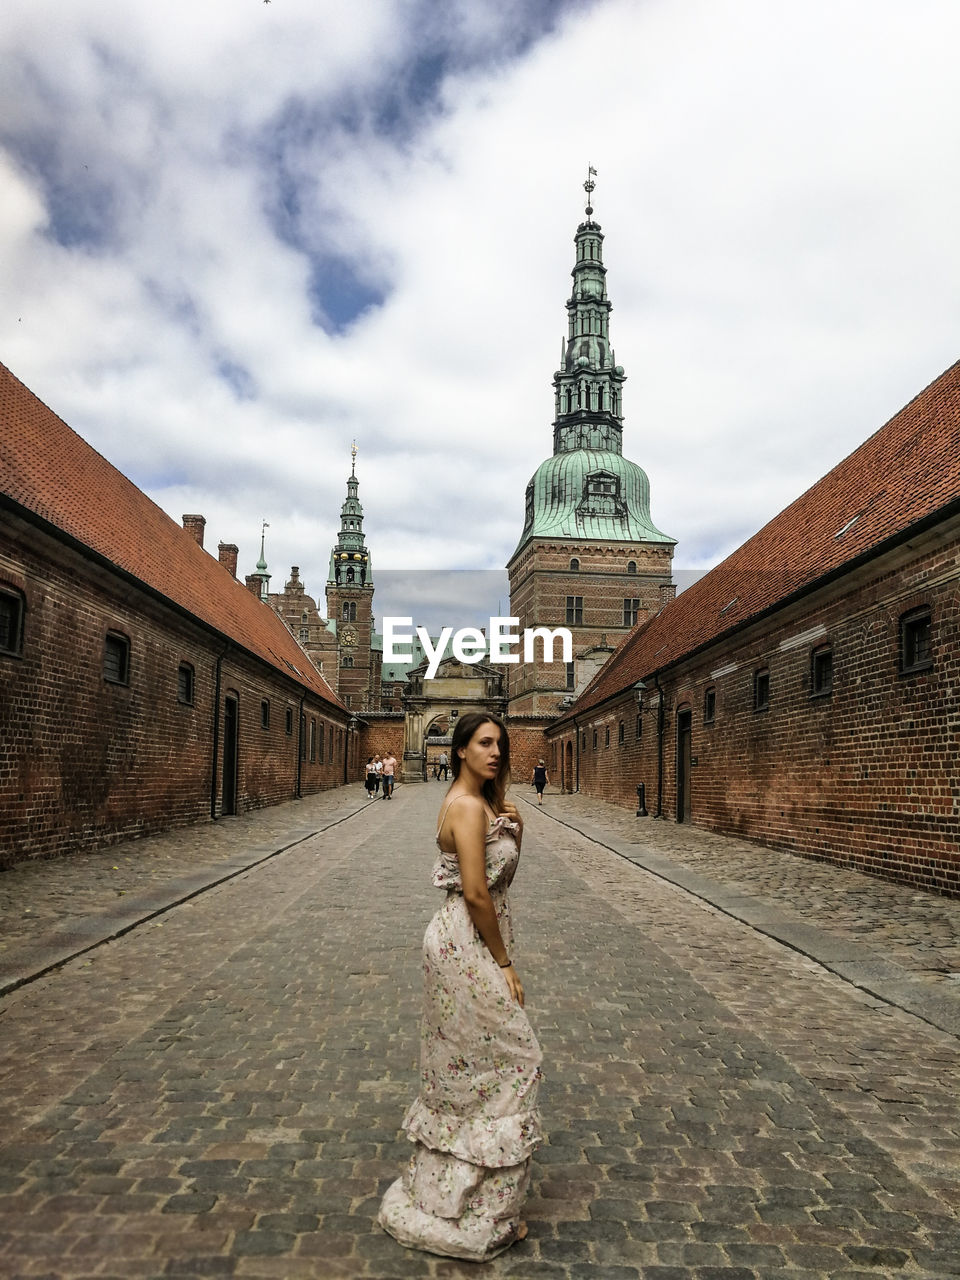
left=3, top=0, right=960, bottom=625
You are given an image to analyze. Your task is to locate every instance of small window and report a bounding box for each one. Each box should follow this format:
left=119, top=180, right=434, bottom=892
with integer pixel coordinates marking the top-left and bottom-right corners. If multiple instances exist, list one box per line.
left=342, top=601, right=356, bottom=622
left=261, top=699, right=270, bottom=729
left=177, top=662, right=195, bottom=705
left=811, top=646, right=833, bottom=697
left=299, top=627, right=309, bottom=642
left=900, top=608, right=932, bottom=674
left=300, top=713, right=306, bottom=759
left=618, top=720, right=624, bottom=743
left=623, top=597, right=640, bottom=627
left=627, top=560, right=637, bottom=575
left=0, top=588, right=25, bottom=655
left=592, top=729, right=598, bottom=750
left=301, top=610, right=308, bottom=623
left=569, top=557, right=580, bottom=572
left=285, top=707, right=293, bottom=735
left=565, top=661, right=575, bottom=691
left=329, top=724, right=334, bottom=760
left=342, top=654, right=354, bottom=667
left=104, top=632, right=130, bottom=685
left=635, top=713, right=642, bottom=739
left=605, top=726, right=610, bottom=747
left=703, top=687, right=716, bottom=724
left=318, top=720, right=325, bottom=762
left=566, top=595, right=583, bottom=625
left=310, top=719, right=316, bottom=762
left=582, top=732, right=587, bottom=750
left=753, top=668, right=770, bottom=712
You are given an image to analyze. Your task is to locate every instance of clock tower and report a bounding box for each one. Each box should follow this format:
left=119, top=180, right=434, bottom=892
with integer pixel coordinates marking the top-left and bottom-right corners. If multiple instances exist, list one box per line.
left=326, top=445, right=375, bottom=710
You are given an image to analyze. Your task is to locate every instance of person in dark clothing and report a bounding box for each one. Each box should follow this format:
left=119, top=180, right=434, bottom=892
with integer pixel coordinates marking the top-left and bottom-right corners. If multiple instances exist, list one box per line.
left=531, top=760, right=548, bottom=804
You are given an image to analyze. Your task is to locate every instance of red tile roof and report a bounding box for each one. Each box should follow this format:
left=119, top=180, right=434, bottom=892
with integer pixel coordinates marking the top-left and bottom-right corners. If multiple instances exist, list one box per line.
left=567, top=358, right=960, bottom=720
left=0, top=362, right=344, bottom=709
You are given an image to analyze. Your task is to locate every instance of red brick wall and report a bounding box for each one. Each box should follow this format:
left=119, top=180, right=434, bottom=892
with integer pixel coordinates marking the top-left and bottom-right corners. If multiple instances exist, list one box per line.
left=0, top=512, right=349, bottom=866
left=504, top=719, right=552, bottom=796
left=551, top=523, right=960, bottom=895
left=507, top=538, right=672, bottom=715
left=357, top=717, right=405, bottom=783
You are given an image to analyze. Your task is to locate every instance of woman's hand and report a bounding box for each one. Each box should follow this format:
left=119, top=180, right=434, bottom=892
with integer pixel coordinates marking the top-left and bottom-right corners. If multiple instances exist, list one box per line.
left=501, top=963, right=525, bottom=1007
left=500, top=798, right=523, bottom=834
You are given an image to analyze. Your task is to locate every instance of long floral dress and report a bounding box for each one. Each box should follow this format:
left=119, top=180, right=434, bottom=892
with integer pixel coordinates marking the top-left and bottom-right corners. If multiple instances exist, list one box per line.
left=378, top=812, right=543, bottom=1261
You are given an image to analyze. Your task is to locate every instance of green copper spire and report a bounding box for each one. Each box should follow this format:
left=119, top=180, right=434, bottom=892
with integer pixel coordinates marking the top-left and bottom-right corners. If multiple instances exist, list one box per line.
left=328, top=442, right=372, bottom=586
left=511, top=172, right=674, bottom=557
left=251, top=519, right=271, bottom=600
left=552, top=167, right=625, bottom=456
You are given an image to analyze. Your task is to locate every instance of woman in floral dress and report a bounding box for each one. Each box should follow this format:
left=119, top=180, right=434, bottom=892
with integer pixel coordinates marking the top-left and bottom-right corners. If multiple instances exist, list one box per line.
left=379, top=712, right=543, bottom=1261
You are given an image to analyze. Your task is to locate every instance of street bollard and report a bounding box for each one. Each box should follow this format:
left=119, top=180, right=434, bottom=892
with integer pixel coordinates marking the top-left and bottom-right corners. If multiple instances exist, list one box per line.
left=636, top=782, right=647, bottom=817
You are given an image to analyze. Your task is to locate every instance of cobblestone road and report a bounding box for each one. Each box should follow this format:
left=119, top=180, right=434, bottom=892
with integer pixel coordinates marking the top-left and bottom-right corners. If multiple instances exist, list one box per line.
left=1, top=783, right=959, bottom=1278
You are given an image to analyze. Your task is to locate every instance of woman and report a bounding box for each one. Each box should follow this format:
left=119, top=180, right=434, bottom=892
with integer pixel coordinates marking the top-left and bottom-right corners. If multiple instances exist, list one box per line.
left=531, top=759, right=549, bottom=804
left=379, top=712, right=543, bottom=1261
left=364, top=756, right=378, bottom=798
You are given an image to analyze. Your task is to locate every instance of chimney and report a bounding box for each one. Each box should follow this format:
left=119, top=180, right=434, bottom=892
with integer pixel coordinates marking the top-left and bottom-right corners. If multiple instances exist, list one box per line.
left=218, top=542, right=239, bottom=578
left=244, top=574, right=261, bottom=596
left=659, top=583, right=677, bottom=608
left=182, top=514, right=206, bottom=548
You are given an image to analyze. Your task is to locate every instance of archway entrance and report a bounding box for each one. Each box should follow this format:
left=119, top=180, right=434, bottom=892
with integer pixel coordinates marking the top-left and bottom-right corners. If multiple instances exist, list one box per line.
left=423, top=715, right=451, bottom=782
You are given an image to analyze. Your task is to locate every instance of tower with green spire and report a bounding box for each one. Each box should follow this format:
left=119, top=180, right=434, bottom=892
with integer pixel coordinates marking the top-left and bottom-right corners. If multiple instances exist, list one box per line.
left=326, top=444, right=375, bottom=710
left=507, top=172, right=675, bottom=717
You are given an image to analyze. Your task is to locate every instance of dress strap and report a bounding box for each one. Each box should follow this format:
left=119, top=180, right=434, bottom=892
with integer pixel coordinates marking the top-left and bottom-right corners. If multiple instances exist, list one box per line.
left=436, top=794, right=497, bottom=845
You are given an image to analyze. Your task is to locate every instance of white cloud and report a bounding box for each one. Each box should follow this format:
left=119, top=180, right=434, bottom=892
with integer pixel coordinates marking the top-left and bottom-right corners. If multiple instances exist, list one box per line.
left=2, top=0, right=960, bottom=611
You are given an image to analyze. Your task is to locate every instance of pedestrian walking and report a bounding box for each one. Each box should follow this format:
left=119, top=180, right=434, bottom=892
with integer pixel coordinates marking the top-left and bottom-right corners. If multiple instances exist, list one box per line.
left=364, top=757, right=378, bottom=798
left=379, top=712, right=542, bottom=1261
left=437, top=749, right=449, bottom=781
left=531, top=759, right=548, bottom=804
left=381, top=751, right=397, bottom=798
left=373, top=754, right=383, bottom=794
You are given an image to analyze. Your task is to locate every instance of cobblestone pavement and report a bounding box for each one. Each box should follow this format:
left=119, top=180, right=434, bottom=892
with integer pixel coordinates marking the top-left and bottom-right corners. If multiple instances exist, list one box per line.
left=0, top=783, right=959, bottom=1278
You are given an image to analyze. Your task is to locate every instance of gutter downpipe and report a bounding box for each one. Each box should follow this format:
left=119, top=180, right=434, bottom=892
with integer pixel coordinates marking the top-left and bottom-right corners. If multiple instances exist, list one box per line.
left=654, top=672, right=665, bottom=819
left=296, top=695, right=306, bottom=799
left=210, top=643, right=230, bottom=820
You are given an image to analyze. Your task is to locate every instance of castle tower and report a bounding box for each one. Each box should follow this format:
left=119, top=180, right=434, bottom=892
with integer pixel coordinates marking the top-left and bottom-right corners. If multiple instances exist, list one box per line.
left=325, top=444, right=374, bottom=710
left=507, top=172, right=675, bottom=716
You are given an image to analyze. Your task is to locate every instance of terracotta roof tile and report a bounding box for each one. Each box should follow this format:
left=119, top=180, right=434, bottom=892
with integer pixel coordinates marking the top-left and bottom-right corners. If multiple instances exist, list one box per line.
left=569, top=359, right=960, bottom=718
left=0, top=363, right=343, bottom=709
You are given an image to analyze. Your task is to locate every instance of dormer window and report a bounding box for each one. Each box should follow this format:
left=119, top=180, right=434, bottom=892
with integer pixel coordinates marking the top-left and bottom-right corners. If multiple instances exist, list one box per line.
left=579, top=469, right=624, bottom=517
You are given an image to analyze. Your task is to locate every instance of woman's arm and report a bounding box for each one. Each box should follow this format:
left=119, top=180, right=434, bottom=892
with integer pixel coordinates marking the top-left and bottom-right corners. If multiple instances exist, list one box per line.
left=448, top=799, right=525, bottom=1006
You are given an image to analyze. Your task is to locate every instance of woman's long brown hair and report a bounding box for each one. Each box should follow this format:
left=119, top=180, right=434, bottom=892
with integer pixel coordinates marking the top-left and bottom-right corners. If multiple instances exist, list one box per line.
left=450, top=712, right=511, bottom=814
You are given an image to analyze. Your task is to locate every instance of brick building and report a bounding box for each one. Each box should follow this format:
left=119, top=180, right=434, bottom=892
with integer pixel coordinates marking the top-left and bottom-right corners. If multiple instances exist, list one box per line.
left=548, top=360, right=960, bottom=895
left=507, top=176, right=675, bottom=717
left=0, top=363, right=353, bottom=867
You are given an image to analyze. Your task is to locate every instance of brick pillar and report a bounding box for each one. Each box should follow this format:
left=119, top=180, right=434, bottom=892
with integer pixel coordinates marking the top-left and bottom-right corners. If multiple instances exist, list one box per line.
left=218, top=542, right=239, bottom=578
left=244, top=574, right=261, bottom=595
left=182, top=514, right=206, bottom=547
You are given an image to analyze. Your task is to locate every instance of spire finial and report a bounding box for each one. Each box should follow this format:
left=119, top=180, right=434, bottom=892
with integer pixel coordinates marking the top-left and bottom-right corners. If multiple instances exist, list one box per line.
left=350, top=439, right=358, bottom=477
left=584, top=165, right=597, bottom=217
left=257, top=518, right=270, bottom=569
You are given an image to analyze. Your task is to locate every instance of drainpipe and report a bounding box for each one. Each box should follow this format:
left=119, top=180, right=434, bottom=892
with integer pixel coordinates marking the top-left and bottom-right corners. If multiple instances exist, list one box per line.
left=210, top=643, right=230, bottom=820
left=296, top=694, right=305, bottom=799
left=654, top=673, right=665, bottom=818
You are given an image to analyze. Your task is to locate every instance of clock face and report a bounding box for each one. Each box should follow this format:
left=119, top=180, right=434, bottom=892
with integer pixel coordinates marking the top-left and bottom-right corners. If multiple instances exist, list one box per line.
left=341, top=626, right=358, bottom=647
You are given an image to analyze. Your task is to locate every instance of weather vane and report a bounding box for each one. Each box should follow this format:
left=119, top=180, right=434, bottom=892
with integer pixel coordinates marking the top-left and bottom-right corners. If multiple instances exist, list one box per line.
left=351, top=439, right=358, bottom=476
left=584, top=165, right=597, bottom=216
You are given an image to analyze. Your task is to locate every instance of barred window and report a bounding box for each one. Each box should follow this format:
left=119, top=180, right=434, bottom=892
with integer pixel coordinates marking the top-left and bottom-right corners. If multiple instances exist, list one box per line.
left=0, top=588, right=25, bottom=655
left=811, top=646, right=833, bottom=697
left=900, top=608, right=932, bottom=674
left=753, top=667, right=770, bottom=712
left=104, top=632, right=130, bottom=685
left=703, top=687, right=716, bottom=724
left=177, top=663, right=195, bottom=705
